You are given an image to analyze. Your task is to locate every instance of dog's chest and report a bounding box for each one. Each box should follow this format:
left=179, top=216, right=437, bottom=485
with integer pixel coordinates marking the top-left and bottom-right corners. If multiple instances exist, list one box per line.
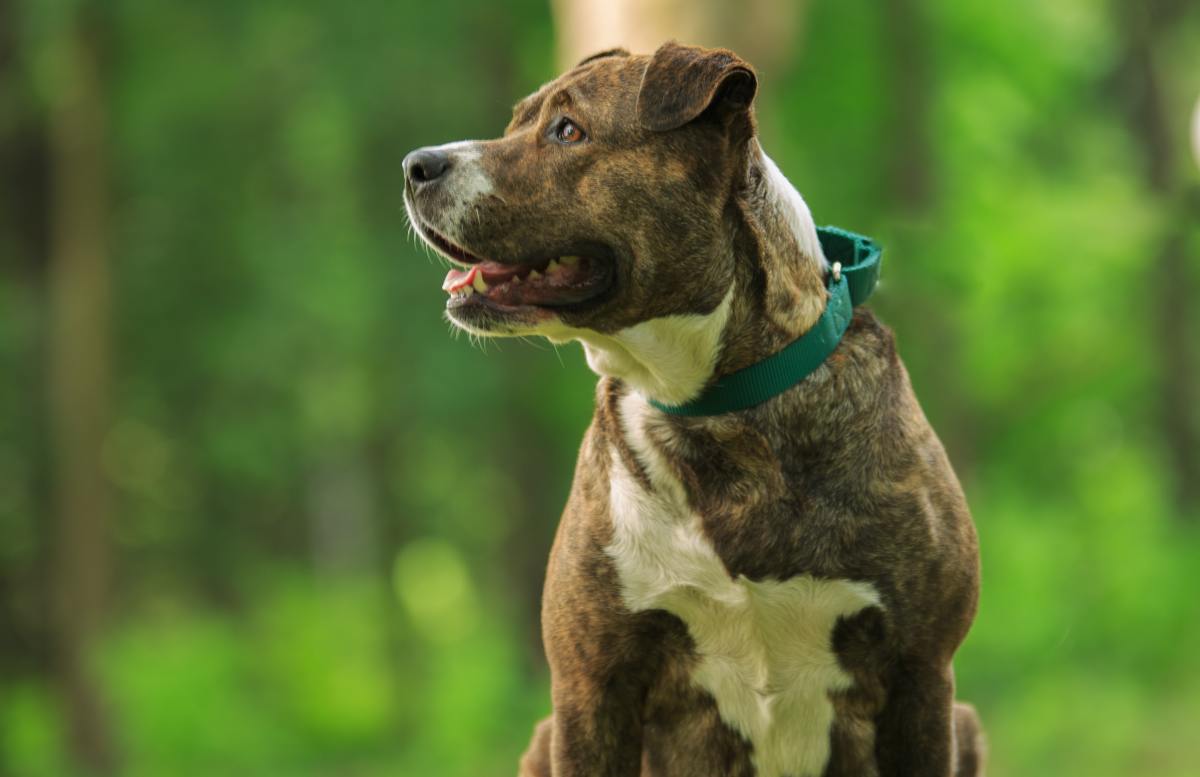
left=604, top=394, right=880, bottom=777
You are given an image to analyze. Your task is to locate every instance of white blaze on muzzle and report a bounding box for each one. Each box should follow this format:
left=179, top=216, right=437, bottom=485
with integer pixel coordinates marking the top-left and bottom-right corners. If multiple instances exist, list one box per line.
left=410, top=139, right=493, bottom=234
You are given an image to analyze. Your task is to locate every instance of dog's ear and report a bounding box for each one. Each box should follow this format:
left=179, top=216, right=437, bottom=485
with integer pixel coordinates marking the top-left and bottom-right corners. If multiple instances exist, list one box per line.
left=576, top=48, right=630, bottom=67
left=637, top=41, right=757, bottom=133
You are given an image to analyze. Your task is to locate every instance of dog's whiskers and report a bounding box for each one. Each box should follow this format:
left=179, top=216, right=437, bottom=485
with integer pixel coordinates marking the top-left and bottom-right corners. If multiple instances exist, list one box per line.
left=516, top=335, right=548, bottom=352
left=468, top=331, right=489, bottom=353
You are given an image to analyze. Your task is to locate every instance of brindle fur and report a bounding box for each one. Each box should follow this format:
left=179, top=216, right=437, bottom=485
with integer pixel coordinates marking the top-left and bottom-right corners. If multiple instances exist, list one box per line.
left=407, top=42, right=984, bottom=777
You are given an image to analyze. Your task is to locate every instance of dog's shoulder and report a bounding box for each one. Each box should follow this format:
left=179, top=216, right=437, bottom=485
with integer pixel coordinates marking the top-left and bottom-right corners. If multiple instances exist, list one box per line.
left=551, top=377, right=649, bottom=555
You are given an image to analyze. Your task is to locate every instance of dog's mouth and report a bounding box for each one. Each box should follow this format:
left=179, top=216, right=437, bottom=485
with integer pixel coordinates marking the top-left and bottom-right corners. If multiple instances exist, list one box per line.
left=418, top=222, right=615, bottom=314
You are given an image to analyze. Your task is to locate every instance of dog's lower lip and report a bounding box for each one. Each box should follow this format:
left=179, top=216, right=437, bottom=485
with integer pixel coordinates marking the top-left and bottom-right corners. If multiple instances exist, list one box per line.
left=445, top=253, right=614, bottom=312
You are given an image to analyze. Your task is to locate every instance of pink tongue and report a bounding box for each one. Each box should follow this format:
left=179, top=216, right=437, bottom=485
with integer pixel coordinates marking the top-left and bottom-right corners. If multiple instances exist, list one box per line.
left=441, top=261, right=530, bottom=294
left=442, top=266, right=477, bottom=293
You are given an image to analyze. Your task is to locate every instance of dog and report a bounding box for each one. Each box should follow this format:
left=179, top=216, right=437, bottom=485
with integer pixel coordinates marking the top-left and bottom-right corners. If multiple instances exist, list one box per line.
left=403, top=41, right=984, bottom=777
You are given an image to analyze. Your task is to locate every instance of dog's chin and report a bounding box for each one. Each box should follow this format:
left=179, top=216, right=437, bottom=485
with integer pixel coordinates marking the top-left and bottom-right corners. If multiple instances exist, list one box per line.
left=444, top=295, right=555, bottom=337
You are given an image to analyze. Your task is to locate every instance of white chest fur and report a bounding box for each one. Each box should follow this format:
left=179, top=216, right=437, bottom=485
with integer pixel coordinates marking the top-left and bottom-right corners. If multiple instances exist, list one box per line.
left=605, top=393, right=881, bottom=777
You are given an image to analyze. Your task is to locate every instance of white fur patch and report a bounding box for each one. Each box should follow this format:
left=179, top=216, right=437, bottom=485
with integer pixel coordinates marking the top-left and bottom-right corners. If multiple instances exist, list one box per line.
left=759, top=149, right=826, bottom=270
left=427, top=139, right=493, bottom=231
left=606, top=392, right=881, bottom=777
left=530, top=284, right=734, bottom=406
left=580, top=286, right=734, bottom=405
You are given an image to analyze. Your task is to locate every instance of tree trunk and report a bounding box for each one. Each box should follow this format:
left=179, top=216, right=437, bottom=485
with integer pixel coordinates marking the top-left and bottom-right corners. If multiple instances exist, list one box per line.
left=881, top=0, right=934, bottom=212
left=877, top=0, right=982, bottom=480
left=551, top=0, right=806, bottom=71
left=45, top=10, right=119, bottom=774
left=1191, top=94, right=1200, bottom=170
left=1114, top=0, right=1200, bottom=518
left=0, top=0, right=54, bottom=696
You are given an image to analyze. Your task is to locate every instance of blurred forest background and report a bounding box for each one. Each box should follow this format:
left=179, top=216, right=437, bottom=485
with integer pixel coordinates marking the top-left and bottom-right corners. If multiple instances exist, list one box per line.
left=1, top=0, right=1199, bottom=775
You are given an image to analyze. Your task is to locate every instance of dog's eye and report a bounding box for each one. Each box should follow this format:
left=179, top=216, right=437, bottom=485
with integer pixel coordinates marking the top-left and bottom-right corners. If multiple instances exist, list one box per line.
left=555, top=119, right=586, bottom=144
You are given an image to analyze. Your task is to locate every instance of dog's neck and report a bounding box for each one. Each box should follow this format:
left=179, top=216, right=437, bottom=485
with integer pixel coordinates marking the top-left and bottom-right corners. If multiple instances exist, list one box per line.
left=716, top=143, right=829, bottom=377
left=575, top=142, right=828, bottom=407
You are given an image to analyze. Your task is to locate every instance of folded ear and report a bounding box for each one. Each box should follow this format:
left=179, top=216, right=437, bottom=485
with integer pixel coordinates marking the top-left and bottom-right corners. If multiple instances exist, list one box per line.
left=576, top=47, right=630, bottom=67
left=636, top=41, right=757, bottom=133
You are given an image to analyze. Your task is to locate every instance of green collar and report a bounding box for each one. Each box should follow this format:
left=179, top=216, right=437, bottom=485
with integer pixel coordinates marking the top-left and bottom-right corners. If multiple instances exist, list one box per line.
left=649, top=226, right=882, bottom=416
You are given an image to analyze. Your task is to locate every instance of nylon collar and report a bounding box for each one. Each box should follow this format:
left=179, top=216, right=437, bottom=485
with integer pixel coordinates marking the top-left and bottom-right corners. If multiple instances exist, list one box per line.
left=649, top=226, right=882, bottom=416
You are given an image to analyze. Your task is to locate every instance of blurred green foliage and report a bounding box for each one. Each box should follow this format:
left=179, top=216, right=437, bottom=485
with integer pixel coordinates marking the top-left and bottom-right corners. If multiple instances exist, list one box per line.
left=2, top=0, right=1199, bottom=775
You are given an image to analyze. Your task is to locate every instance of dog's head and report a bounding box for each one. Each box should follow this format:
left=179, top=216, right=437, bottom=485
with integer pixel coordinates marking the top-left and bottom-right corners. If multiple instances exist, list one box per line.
left=405, top=42, right=826, bottom=403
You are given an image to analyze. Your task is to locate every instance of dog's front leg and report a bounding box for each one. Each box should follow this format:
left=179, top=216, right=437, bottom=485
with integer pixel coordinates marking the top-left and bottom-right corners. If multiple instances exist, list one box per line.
left=518, top=716, right=554, bottom=777
left=518, top=700, right=644, bottom=777
left=534, top=510, right=663, bottom=776
left=549, top=681, right=646, bottom=776
left=539, top=601, right=659, bottom=777
left=873, top=660, right=958, bottom=777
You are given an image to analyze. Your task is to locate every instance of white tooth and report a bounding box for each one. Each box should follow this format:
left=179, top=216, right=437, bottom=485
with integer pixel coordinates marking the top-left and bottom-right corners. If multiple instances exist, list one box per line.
left=463, top=285, right=474, bottom=296
left=511, top=275, right=521, bottom=284
left=472, top=272, right=488, bottom=292
left=560, top=255, right=579, bottom=266
left=528, top=269, right=541, bottom=280
left=546, top=259, right=560, bottom=273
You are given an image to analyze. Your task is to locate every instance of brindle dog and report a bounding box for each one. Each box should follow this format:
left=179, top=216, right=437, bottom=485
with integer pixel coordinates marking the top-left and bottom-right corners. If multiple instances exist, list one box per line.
left=403, top=41, right=985, bottom=777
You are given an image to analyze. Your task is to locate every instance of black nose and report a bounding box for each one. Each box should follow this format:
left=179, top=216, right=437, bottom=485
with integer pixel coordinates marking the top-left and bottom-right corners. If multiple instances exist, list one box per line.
left=403, top=147, right=451, bottom=186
